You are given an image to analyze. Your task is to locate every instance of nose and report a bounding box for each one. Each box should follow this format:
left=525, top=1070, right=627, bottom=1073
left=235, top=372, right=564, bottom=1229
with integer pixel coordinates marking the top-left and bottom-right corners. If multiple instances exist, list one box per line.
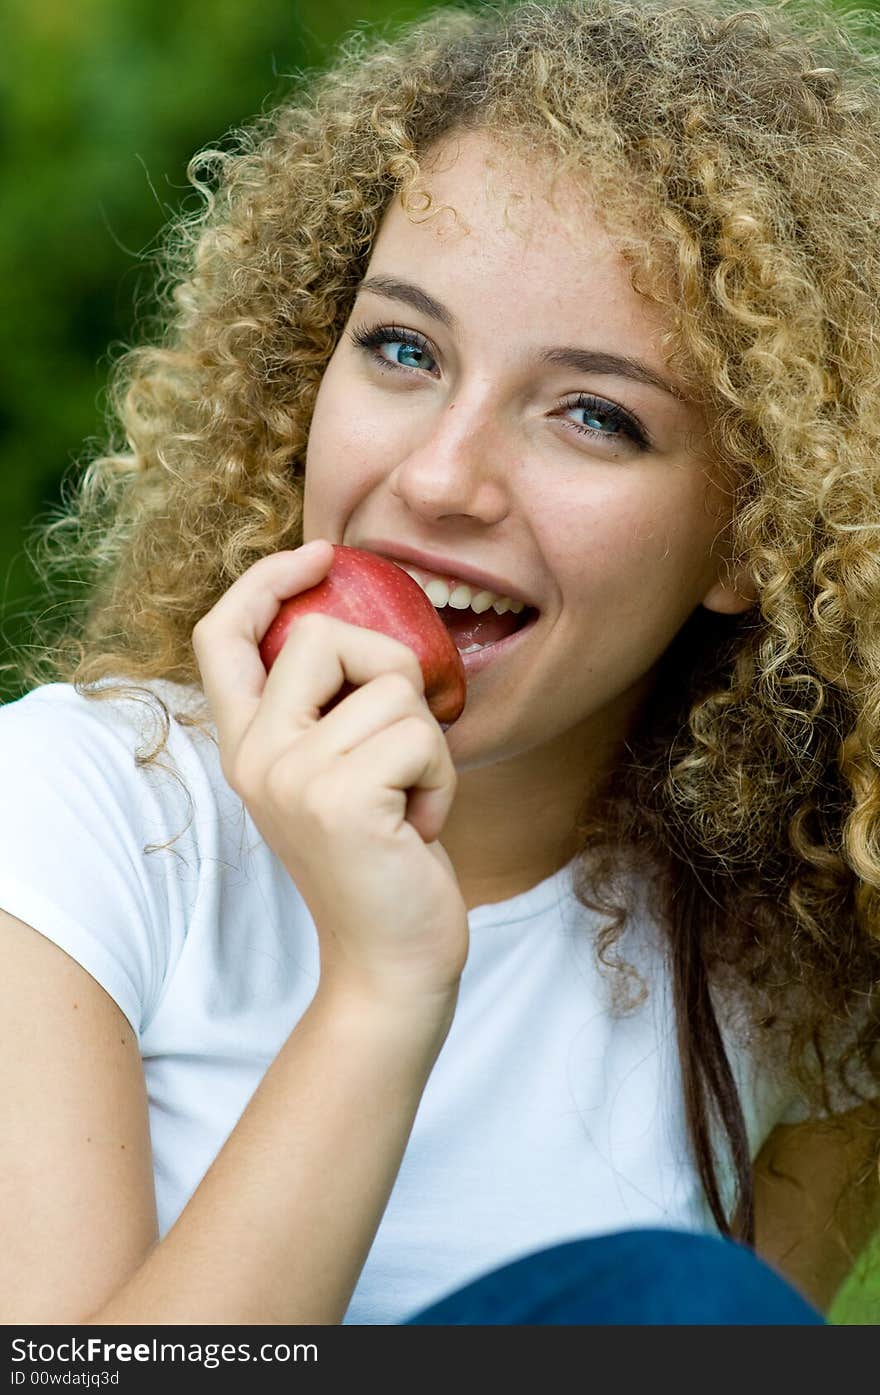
left=388, top=394, right=511, bottom=527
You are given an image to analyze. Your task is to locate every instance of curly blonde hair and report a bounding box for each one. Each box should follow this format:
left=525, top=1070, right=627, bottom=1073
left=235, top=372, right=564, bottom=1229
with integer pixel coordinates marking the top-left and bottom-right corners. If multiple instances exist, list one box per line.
left=8, top=0, right=880, bottom=1243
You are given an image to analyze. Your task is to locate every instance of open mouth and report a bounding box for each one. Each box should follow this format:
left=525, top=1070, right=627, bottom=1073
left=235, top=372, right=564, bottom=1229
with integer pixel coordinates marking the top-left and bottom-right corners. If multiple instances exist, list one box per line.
left=438, top=602, right=540, bottom=654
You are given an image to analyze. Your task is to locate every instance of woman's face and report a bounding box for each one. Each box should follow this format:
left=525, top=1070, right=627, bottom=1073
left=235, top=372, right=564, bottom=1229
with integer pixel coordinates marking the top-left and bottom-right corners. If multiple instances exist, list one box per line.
left=303, top=129, right=754, bottom=771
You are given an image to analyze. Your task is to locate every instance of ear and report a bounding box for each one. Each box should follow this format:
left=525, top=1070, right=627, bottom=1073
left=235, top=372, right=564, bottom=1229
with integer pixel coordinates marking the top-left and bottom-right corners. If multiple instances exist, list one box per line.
left=701, top=562, right=758, bottom=616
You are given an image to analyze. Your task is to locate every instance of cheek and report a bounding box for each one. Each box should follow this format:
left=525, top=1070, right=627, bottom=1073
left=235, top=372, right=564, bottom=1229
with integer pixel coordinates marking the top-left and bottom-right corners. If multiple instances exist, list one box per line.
left=303, top=369, right=384, bottom=526
left=555, top=489, right=716, bottom=622
left=306, top=364, right=353, bottom=471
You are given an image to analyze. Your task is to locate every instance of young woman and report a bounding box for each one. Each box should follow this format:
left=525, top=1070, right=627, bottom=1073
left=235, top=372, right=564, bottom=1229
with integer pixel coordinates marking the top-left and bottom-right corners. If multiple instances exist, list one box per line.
left=1, top=0, right=878, bottom=1325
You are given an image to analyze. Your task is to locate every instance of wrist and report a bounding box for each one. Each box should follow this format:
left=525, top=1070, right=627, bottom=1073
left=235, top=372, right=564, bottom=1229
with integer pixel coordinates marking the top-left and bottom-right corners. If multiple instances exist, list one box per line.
left=312, top=973, right=460, bottom=1052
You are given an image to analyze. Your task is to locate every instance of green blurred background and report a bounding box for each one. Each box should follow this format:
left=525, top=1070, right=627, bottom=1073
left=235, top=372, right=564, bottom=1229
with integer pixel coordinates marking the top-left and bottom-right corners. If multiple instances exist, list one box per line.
left=0, top=0, right=433, bottom=697
left=0, top=0, right=877, bottom=1322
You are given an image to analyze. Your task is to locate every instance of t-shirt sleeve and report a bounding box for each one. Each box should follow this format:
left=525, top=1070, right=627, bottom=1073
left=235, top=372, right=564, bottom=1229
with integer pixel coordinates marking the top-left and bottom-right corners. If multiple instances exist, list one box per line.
left=0, top=684, right=192, bottom=1037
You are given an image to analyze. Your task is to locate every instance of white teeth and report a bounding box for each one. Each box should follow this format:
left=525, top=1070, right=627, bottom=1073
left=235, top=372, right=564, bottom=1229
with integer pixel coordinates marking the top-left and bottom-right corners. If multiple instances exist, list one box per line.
left=471, top=590, right=496, bottom=614
left=448, top=584, right=472, bottom=610
left=460, top=643, right=486, bottom=654
left=400, top=565, right=526, bottom=616
left=423, top=578, right=451, bottom=607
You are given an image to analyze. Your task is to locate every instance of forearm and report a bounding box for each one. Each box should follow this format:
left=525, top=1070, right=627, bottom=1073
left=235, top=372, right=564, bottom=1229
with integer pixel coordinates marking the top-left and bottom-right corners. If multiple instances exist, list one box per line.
left=87, top=985, right=456, bottom=1325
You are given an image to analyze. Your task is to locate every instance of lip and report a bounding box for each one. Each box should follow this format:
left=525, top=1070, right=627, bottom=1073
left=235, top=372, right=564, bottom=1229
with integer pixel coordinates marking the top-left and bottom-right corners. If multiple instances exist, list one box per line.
left=354, top=538, right=539, bottom=609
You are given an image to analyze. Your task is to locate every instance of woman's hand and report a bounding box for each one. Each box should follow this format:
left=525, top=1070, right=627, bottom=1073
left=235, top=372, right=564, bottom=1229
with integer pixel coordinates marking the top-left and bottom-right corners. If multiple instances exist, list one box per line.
left=192, top=540, right=469, bottom=1012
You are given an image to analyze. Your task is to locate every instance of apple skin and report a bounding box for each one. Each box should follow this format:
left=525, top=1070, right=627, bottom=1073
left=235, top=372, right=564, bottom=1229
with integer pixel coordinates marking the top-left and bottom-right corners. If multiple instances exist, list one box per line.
left=259, top=544, right=467, bottom=725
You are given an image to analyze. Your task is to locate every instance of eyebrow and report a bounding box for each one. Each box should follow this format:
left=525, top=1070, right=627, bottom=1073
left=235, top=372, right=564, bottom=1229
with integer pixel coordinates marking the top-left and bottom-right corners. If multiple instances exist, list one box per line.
left=356, top=274, right=686, bottom=401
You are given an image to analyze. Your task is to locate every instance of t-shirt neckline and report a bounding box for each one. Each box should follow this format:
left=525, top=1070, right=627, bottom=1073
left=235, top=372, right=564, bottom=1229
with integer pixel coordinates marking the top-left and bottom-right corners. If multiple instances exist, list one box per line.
left=466, top=856, right=579, bottom=929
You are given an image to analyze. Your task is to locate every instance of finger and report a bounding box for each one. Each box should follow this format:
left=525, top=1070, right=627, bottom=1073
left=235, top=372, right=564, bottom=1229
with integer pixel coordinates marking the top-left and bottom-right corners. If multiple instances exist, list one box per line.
left=258, top=612, right=425, bottom=737
left=283, top=668, right=429, bottom=767
left=313, top=714, right=456, bottom=844
left=405, top=776, right=457, bottom=845
left=191, top=540, right=334, bottom=754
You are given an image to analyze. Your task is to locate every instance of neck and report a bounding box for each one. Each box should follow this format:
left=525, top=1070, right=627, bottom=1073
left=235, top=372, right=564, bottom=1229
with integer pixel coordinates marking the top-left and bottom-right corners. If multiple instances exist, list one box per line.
left=440, top=722, right=622, bottom=914
left=439, top=665, right=659, bottom=913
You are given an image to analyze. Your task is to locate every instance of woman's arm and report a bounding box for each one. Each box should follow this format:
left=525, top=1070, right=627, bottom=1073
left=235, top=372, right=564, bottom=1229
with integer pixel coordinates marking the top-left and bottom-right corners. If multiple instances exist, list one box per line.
left=754, top=1103, right=880, bottom=1316
left=0, top=905, right=455, bottom=1325
left=0, top=908, right=159, bottom=1322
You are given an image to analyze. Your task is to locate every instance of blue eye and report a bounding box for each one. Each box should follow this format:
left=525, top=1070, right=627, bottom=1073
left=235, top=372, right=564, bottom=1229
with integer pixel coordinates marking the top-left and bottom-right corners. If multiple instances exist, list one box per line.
left=562, top=394, right=649, bottom=449
left=384, top=340, right=435, bottom=371
left=349, top=324, right=438, bottom=374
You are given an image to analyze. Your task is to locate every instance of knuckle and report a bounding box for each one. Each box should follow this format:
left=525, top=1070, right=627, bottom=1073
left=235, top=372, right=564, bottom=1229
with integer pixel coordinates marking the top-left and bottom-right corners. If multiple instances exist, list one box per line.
left=263, top=752, right=303, bottom=807
left=379, top=669, right=420, bottom=707
left=299, top=768, right=343, bottom=824
left=399, top=713, right=435, bottom=755
left=226, top=733, right=268, bottom=800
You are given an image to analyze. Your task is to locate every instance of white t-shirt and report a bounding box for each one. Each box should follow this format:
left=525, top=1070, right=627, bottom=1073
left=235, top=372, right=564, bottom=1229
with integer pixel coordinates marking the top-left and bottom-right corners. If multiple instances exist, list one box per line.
left=0, top=679, right=805, bottom=1324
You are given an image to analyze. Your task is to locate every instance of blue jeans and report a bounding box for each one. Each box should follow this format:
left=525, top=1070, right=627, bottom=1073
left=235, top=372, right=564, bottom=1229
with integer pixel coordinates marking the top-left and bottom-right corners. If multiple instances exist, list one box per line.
left=402, top=1228, right=825, bottom=1324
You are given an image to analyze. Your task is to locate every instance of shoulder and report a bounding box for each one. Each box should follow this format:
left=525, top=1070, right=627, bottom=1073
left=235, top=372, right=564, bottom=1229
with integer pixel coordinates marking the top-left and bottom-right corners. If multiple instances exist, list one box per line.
left=0, top=676, right=224, bottom=812
left=0, top=674, right=212, bottom=749
left=0, top=678, right=233, bottom=1035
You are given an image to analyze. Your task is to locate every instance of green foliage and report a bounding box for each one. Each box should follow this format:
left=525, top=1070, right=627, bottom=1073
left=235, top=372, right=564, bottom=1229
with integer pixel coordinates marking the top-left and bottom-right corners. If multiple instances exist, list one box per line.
left=829, top=1225, right=880, bottom=1323
left=0, top=0, right=430, bottom=700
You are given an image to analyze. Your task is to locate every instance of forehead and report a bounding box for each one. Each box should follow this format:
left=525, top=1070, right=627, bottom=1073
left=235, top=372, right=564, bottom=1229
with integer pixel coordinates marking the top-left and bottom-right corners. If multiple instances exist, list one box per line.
left=369, top=129, right=668, bottom=344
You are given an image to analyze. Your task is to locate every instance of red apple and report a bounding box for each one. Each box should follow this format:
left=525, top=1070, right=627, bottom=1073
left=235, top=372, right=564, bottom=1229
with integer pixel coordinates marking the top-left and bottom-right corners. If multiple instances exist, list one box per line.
left=259, top=544, right=466, bottom=725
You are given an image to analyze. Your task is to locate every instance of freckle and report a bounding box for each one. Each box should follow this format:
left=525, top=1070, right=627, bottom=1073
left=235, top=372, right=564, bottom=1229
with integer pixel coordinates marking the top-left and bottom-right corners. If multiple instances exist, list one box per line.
left=120, top=1038, right=126, bottom=1045
left=120, top=1144, right=126, bottom=1150
left=73, top=1003, right=78, bottom=1010
left=86, top=1137, right=91, bottom=1143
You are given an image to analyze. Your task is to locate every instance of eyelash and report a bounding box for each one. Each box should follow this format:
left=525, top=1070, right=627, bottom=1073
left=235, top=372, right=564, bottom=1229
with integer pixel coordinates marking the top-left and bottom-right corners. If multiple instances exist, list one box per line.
left=347, top=322, right=651, bottom=451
